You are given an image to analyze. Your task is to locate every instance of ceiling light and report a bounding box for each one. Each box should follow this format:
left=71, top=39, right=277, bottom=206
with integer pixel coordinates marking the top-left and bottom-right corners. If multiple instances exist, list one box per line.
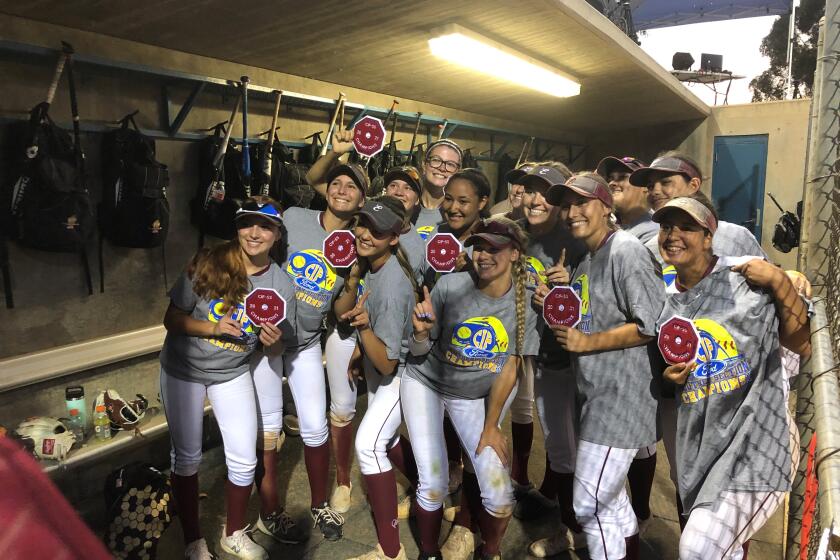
left=428, top=24, right=581, bottom=98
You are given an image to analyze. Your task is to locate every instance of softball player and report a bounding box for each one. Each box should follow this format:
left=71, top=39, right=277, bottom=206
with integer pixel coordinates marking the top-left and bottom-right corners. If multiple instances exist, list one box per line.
left=543, top=173, right=665, bottom=560
left=334, top=196, right=420, bottom=560
left=251, top=163, right=366, bottom=541
left=489, top=162, right=534, bottom=219
left=159, top=198, right=295, bottom=560
left=413, top=139, right=463, bottom=238
left=652, top=196, right=808, bottom=559
left=403, top=217, right=539, bottom=560
left=383, top=166, right=427, bottom=281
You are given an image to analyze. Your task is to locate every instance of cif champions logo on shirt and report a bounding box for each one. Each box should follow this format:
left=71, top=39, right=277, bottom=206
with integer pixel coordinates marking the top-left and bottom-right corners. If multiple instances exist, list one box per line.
left=571, top=274, right=591, bottom=333
left=286, top=249, right=337, bottom=308
left=681, top=318, right=751, bottom=404
left=417, top=226, right=435, bottom=241
left=662, top=265, right=678, bottom=288
left=445, top=316, right=510, bottom=373
left=207, top=300, right=255, bottom=351
left=525, top=256, right=547, bottom=288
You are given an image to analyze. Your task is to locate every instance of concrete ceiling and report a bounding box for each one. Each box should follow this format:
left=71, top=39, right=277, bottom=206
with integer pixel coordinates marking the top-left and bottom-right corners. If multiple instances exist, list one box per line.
left=0, top=0, right=709, bottom=134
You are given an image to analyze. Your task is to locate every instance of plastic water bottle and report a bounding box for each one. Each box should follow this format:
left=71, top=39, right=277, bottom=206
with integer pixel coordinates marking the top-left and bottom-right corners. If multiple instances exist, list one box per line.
left=67, top=408, right=84, bottom=444
left=94, top=405, right=111, bottom=441
left=65, top=386, right=87, bottom=433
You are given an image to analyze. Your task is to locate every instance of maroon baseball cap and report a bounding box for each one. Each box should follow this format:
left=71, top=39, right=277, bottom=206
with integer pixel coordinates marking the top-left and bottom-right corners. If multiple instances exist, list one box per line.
left=652, top=197, right=717, bottom=233
left=629, top=156, right=701, bottom=187
left=504, top=163, right=537, bottom=185
left=596, top=156, right=647, bottom=179
left=518, top=165, right=571, bottom=191
left=546, top=174, right=613, bottom=208
left=465, top=219, right=523, bottom=250
left=326, top=163, right=370, bottom=193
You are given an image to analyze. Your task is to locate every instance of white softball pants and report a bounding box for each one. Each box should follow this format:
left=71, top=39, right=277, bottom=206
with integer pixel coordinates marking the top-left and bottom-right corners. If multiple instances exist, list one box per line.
left=400, top=375, right=515, bottom=518
left=251, top=343, right=329, bottom=447
left=574, top=441, right=639, bottom=560
left=160, top=368, right=257, bottom=487
left=533, top=365, right=578, bottom=473
left=355, top=358, right=404, bottom=475
left=325, top=329, right=360, bottom=426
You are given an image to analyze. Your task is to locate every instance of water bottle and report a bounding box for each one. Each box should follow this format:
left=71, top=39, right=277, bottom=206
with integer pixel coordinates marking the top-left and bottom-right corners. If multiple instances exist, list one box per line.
left=65, top=386, right=87, bottom=433
left=94, top=405, right=111, bottom=441
left=67, top=408, right=84, bottom=444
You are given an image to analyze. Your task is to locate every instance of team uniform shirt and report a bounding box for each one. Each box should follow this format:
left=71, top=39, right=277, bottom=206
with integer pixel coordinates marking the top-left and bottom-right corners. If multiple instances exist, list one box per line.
left=570, top=230, right=665, bottom=448
left=622, top=212, right=659, bottom=245
left=406, top=272, right=540, bottom=400
left=399, top=227, right=426, bottom=285
left=282, top=207, right=347, bottom=349
left=414, top=205, right=444, bottom=241
left=657, top=256, right=791, bottom=511
left=523, top=221, right=586, bottom=370
left=359, top=256, right=417, bottom=375
left=160, top=263, right=297, bottom=385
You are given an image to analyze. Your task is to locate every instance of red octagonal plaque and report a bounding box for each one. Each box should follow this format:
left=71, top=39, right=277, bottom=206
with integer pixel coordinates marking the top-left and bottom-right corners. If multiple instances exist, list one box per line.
left=323, top=230, right=357, bottom=268
left=353, top=116, right=386, bottom=158
left=543, top=286, right=581, bottom=328
left=658, top=316, right=700, bottom=365
left=426, top=233, right=461, bottom=273
left=245, top=288, right=287, bottom=326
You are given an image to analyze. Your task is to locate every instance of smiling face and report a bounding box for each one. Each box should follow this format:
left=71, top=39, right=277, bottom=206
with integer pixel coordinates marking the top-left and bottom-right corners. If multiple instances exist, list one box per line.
left=522, top=182, right=560, bottom=227
left=423, top=144, right=461, bottom=190
left=442, top=177, right=488, bottom=233
left=646, top=173, right=698, bottom=211
left=509, top=182, right=525, bottom=209
left=236, top=216, right=281, bottom=260
left=472, top=239, right=519, bottom=284
left=385, top=179, right=419, bottom=211
left=657, top=210, right=713, bottom=268
left=353, top=215, right=398, bottom=259
left=558, top=190, right=611, bottom=244
left=327, top=174, right=365, bottom=216
left=608, top=171, right=649, bottom=215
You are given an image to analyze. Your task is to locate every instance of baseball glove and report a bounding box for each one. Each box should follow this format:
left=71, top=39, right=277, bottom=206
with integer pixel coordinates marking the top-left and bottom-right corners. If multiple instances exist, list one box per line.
left=14, top=416, right=76, bottom=461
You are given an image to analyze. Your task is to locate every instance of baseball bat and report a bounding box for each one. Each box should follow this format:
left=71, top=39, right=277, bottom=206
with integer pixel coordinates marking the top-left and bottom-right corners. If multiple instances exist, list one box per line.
left=203, top=91, right=242, bottom=209
left=259, top=90, right=282, bottom=196
left=240, top=76, right=251, bottom=198
left=320, top=92, right=346, bottom=157
left=408, top=112, right=422, bottom=157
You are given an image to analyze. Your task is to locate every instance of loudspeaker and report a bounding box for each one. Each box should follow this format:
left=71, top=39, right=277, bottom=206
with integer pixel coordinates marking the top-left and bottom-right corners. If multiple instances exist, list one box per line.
left=672, top=52, right=694, bottom=71
left=701, top=53, right=723, bottom=72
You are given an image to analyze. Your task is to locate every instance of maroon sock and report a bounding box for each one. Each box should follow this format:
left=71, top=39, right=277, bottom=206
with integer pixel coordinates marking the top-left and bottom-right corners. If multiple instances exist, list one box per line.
left=510, top=421, right=534, bottom=487
left=624, top=533, right=640, bottom=560
left=331, top=423, right=354, bottom=488
left=170, top=473, right=201, bottom=544
left=387, top=436, right=419, bottom=488
left=742, top=540, right=750, bottom=558
left=477, top=509, right=511, bottom=556
left=627, top=454, right=656, bottom=520
left=304, top=441, right=331, bottom=507
left=414, top=504, right=443, bottom=554
left=225, top=480, right=252, bottom=535
left=537, top=455, right=558, bottom=499
left=453, top=470, right=481, bottom=532
left=557, top=472, right=581, bottom=533
left=676, top=491, right=686, bottom=531
left=443, top=416, right=461, bottom=463
left=363, top=471, right=401, bottom=558
left=255, top=449, right=279, bottom=516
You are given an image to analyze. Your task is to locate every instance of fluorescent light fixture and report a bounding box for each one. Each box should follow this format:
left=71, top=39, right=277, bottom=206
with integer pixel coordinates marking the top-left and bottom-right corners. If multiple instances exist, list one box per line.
left=428, top=24, right=580, bottom=98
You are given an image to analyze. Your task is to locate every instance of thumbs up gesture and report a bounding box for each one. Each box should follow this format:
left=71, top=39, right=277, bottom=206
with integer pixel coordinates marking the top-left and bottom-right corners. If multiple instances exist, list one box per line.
left=412, top=286, right=436, bottom=339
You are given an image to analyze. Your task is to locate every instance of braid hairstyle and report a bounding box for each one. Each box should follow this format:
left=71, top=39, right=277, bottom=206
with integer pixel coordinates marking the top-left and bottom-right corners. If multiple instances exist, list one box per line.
left=371, top=195, right=420, bottom=302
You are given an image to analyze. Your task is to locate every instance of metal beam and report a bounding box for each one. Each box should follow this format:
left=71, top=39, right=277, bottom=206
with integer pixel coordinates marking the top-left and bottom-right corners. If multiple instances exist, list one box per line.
left=169, top=81, right=205, bottom=136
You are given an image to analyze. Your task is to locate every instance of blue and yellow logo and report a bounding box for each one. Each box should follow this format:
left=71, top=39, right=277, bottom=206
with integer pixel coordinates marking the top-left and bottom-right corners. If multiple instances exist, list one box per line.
left=681, top=318, right=751, bottom=404
left=451, top=317, right=509, bottom=359
left=525, top=256, right=547, bottom=287
left=662, top=265, right=677, bottom=288
left=206, top=299, right=254, bottom=351
left=571, top=273, right=591, bottom=333
left=417, top=225, right=435, bottom=241
left=287, top=249, right=336, bottom=294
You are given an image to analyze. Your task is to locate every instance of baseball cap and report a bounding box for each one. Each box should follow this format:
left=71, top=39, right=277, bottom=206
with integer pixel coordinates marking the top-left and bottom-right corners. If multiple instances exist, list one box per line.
left=465, top=219, right=523, bottom=250
left=652, top=197, right=718, bottom=233
left=326, top=163, right=370, bottom=193
left=504, top=163, right=536, bottom=185
left=629, top=156, right=701, bottom=187
left=546, top=174, right=613, bottom=208
left=518, top=165, right=572, bottom=191
left=596, top=156, right=647, bottom=179
left=383, top=166, right=422, bottom=194
left=234, top=200, right=283, bottom=226
left=355, top=200, right=403, bottom=235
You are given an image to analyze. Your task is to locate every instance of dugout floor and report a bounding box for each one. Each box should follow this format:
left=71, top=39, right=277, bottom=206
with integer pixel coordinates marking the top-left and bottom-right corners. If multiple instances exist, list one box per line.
left=154, top=393, right=785, bottom=560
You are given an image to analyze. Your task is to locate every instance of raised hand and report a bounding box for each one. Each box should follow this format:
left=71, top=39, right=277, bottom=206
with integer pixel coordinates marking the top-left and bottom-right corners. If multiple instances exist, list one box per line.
left=341, top=291, right=371, bottom=331
left=332, top=129, right=354, bottom=155
left=412, top=286, right=436, bottom=338
left=213, top=306, right=242, bottom=338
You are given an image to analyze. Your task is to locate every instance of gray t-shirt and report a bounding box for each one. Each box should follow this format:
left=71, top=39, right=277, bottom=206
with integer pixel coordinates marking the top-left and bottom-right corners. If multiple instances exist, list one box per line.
left=282, top=207, right=346, bottom=349
left=570, top=230, right=665, bottom=448
left=623, top=213, right=659, bottom=245
left=400, top=227, right=426, bottom=285
left=160, top=263, right=297, bottom=385
left=414, top=205, right=444, bottom=240
left=658, top=257, right=791, bottom=511
left=360, top=256, right=417, bottom=375
left=406, top=272, right=540, bottom=400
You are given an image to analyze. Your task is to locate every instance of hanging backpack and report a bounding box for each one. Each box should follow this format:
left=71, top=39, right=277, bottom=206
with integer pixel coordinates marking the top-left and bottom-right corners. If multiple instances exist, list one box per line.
left=99, top=111, right=170, bottom=291
left=3, top=43, right=93, bottom=308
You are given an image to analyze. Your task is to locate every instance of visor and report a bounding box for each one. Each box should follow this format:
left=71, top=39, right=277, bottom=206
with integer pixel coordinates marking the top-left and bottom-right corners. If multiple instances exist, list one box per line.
left=652, top=197, right=718, bottom=233
left=465, top=219, right=522, bottom=249
left=504, top=163, right=536, bottom=185
left=596, top=156, right=647, bottom=179
left=546, top=175, right=613, bottom=208
left=518, top=165, right=571, bottom=191
left=629, top=156, right=701, bottom=187
left=234, top=200, right=283, bottom=226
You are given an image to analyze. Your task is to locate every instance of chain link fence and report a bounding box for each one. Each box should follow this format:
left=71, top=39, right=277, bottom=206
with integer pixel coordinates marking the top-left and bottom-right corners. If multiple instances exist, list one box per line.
left=787, top=5, right=840, bottom=559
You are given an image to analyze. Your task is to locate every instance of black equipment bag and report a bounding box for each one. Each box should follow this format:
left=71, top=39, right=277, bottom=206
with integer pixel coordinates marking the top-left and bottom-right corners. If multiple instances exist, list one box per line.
left=100, top=112, right=169, bottom=249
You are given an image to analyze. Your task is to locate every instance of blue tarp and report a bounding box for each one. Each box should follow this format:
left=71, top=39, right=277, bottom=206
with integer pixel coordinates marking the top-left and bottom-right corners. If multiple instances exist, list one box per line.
left=632, top=0, right=792, bottom=30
